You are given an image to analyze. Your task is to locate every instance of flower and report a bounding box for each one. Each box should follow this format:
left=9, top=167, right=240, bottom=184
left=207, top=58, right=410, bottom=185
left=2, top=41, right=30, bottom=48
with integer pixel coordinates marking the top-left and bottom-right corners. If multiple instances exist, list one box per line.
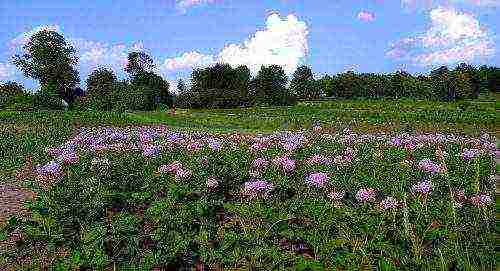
left=380, top=197, right=399, bottom=209
left=305, top=154, right=332, bottom=166
left=306, top=172, right=329, bottom=188
left=251, top=157, right=269, bottom=170
left=208, top=140, right=222, bottom=151
left=469, top=193, right=492, bottom=208
left=356, top=187, right=376, bottom=203
left=250, top=142, right=265, bottom=153
left=207, top=177, right=219, bottom=190
left=411, top=180, right=432, bottom=195
left=174, top=168, right=192, bottom=180
left=242, top=179, right=274, bottom=199
left=142, top=145, right=160, bottom=157
left=272, top=155, right=296, bottom=173
left=187, top=141, right=202, bottom=152
left=327, top=190, right=345, bottom=201
left=461, top=148, right=480, bottom=160
left=159, top=161, right=182, bottom=174
left=312, top=124, right=322, bottom=133
left=418, top=159, right=444, bottom=174
left=35, top=161, right=62, bottom=177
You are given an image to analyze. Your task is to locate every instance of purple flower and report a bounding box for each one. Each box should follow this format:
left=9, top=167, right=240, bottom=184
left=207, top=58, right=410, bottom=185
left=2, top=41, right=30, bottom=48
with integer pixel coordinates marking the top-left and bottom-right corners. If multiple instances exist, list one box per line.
left=272, top=155, right=296, bottom=173
left=305, top=154, right=332, bottom=166
left=380, top=197, right=399, bottom=209
left=208, top=140, right=222, bottom=151
left=142, top=144, right=160, bottom=157
left=390, top=137, right=402, bottom=146
left=411, top=180, right=432, bottom=195
left=306, top=172, right=329, bottom=188
left=58, top=151, right=79, bottom=165
left=251, top=157, right=269, bottom=170
left=470, top=193, right=492, bottom=208
left=418, top=159, right=444, bottom=174
left=242, top=179, right=274, bottom=199
left=36, top=161, right=62, bottom=177
left=250, top=142, right=265, bottom=153
left=461, top=148, right=480, bottom=160
left=356, top=187, right=376, bottom=203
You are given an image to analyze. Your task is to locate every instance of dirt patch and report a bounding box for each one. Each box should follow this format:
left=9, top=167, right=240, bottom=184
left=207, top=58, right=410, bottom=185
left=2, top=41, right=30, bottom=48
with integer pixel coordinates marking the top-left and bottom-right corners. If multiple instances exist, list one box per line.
left=0, top=183, right=36, bottom=226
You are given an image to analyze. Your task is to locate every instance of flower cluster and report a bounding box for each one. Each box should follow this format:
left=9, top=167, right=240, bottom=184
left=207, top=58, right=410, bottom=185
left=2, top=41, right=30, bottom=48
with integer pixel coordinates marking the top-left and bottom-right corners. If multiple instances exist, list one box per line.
left=461, top=148, right=480, bottom=160
left=411, top=179, right=432, bottom=195
left=306, top=172, right=329, bottom=188
left=356, top=187, right=377, bottom=203
left=418, top=159, right=444, bottom=174
left=159, top=161, right=191, bottom=180
left=242, top=179, right=274, bottom=199
left=379, top=197, right=399, bottom=209
left=272, top=155, right=296, bottom=173
left=469, top=193, right=492, bottom=208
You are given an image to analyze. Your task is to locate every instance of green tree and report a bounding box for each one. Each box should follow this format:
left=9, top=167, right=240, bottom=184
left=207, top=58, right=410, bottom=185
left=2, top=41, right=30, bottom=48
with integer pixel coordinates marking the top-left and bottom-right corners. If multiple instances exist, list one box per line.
left=252, top=64, right=293, bottom=106
left=131, top=71, right=171, bottom=110
left=318, top=74, right=335, bottom=97
left=290, top=65, right=319, bottom=99
left=12, top=30, right=80, bottom=106
left=85, top=68, right=117, bottom=111
left=124, top=51, right=156, bottom=78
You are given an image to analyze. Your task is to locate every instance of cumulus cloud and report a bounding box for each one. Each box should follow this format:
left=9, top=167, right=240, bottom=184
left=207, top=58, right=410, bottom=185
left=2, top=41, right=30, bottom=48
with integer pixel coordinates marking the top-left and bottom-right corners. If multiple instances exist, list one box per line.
left=217, top=13, right=309, bottom=76
left=0, top=62, right=18, bottom=82
left=160, top=51, right=215, bottom=72
left=387, top=6, right=495, bottom=66
left=357, top=11, right=376, bottom=22
left=176, top=0, right=218, bottom=14
left=158, top=13, right=309, bottom=77
left=402, top=0, right=500, bottom=10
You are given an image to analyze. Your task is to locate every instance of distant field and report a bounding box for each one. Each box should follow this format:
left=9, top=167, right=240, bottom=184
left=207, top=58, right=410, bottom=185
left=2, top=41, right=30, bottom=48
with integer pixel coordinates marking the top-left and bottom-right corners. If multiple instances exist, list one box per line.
left=0, top=97, right=498, bottom=182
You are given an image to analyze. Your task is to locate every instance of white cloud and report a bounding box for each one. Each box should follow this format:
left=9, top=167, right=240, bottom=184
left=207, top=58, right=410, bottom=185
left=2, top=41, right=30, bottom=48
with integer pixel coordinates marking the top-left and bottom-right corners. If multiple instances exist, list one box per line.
left=160, top=51, right=215, bottom=72
left=217, top=13, right=309, bottom=76
left=387, top=6, right=495, bottom=66
left=0, top=62, right=18, bottom=82
left=401, top=0, right=500, bottom=10
left=176, top=0, right=217, bottom=14
left=357, top=11, right=376, bottom=22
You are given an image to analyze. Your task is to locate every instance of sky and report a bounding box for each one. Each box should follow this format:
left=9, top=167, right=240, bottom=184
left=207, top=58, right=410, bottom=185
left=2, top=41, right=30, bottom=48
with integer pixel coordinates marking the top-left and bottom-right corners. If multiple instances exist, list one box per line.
left=0, top=0, right=498, bottom=93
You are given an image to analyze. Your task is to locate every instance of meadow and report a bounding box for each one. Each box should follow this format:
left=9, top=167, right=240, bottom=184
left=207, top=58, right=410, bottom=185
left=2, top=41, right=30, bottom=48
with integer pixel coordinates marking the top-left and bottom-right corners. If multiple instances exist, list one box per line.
left=0, top=97, right=498, bottom=270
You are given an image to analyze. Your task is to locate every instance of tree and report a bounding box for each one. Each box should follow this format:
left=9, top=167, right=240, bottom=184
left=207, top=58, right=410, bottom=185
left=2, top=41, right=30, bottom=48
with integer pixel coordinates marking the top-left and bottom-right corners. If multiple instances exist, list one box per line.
left=85, top=68, right=117, bottom=111
left=131, top=71, right=171, bottom=109
left=124, top=51, right=156, bottom=78
left=290, top=65, right=320, bottom=99
left=0, top=81, right=26, bottom=109
left=318, top=75, right=335, bottom=97
left=252, top=65, right=293, bottom=106
left=177, top=79, right=187, bottom=93
left=430, top=66, right=455, bottom=101
left=12, top=30, right=80, bottom=106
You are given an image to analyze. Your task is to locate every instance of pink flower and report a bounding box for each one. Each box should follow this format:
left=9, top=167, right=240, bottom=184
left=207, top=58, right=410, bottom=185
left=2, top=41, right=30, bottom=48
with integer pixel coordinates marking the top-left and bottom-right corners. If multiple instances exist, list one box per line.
left=418, top=159, right=444, bottom=174
left=250, top=142, right=265, bottom=153
left=59, top=151, right=79, bottom=165
left=159, top=161, right=182, bottom=174
left=207, top=177, right=219, bottom=190
left=380, top=197, right=399, bottom=209
left=142, top=144, right=160, bottom=157
left=174, top=168, right=192, bottom=180
left=306, top=172, right=329, bottom=188
left=356, top=187, right=376, bottom=203
left=470, top=193, right=492, bottom=208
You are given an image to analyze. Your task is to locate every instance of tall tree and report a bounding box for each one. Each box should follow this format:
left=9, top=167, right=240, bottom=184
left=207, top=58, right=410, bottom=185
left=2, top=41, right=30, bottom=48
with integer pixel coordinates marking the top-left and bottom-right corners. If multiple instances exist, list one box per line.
left=124, top=51, right=156, bottom=78
left=86, top=68, right=117, bottom=110
left=252, top=65, right=292, bottom=106
left=290, top=65, right=319, bottom=99
left=12, top=29, right=79, bottom=104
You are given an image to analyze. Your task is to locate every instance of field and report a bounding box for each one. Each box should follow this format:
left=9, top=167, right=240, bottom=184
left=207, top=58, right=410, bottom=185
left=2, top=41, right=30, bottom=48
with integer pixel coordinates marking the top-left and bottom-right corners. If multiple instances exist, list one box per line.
left=0, top=97, right=498, bottom=270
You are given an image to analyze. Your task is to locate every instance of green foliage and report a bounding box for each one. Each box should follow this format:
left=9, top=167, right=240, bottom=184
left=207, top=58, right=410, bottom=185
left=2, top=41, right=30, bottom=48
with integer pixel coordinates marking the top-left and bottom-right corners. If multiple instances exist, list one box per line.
left=0, top=81, right=31, bottom=110
left=85, top=68, right=117, bottom=111
left=252, top=64, right=295, bottom=106
left=131, top=71, right=172, bottom=109
left=12, top=29, right=80, bottom=104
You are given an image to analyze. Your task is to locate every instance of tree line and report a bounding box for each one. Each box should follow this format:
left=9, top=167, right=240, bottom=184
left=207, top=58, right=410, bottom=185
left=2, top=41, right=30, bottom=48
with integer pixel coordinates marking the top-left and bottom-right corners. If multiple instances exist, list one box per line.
left=0, top=29, right=498, bottom=111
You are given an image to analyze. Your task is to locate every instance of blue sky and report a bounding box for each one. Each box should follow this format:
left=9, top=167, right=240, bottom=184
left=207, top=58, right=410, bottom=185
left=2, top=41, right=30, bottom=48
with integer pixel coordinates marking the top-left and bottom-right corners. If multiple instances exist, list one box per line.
left=0, top=0, right=498, bottom=93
